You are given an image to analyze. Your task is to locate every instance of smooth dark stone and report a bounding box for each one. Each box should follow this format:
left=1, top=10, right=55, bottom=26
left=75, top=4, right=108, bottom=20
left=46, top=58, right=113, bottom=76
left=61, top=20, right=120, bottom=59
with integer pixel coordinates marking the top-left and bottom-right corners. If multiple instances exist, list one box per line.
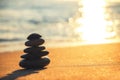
left=29, top=51, right=49, bottom=56
left=24, top=46, right=45, bottom=53
left=25, top=39, right=45, bottom=46
left=21, top=53, right=40, bottom=60
left=21, top=51, right=49, bottom=59
left=27, top=33, right=41, bottom=40
left=19, top=57, right=50, bottom=69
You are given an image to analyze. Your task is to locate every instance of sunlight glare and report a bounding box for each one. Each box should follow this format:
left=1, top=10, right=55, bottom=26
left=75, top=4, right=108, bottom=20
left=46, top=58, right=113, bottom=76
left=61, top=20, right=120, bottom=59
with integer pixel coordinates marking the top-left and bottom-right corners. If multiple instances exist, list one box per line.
left=75, top=0, right=115, bottom=41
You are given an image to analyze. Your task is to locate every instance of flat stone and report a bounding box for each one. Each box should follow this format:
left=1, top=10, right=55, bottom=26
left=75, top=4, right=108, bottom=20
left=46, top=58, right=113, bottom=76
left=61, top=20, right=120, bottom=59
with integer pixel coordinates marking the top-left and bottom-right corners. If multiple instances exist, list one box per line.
left=19, top=57, right=50, bottom=69
left=27, top=33, right=41, bottom=40
left=28, top=51, right=49, bottom=56
left=21, top=51, right=49, bottom=59
left=21, top=53, right=40, bottom=60
left=24, top=46, right=45, bottom=53
left=25, top=39, right=45, bottom=46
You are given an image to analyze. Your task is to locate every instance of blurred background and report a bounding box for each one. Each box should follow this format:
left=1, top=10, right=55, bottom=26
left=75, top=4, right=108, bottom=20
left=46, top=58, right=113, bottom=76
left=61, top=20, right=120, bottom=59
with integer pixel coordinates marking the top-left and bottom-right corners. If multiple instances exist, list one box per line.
left=0, top=0, right=120, bottom=52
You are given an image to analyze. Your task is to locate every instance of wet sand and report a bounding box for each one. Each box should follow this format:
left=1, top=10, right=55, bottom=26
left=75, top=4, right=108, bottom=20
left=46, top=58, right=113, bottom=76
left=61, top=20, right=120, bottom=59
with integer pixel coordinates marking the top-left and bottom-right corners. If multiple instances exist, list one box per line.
left=0, top=42, right=120, bottom=80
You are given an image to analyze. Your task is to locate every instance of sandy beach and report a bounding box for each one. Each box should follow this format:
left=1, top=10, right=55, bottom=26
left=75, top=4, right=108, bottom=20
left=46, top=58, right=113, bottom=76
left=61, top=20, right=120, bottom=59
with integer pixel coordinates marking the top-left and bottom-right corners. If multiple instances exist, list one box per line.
left=1, top=42, right=120, bottom=80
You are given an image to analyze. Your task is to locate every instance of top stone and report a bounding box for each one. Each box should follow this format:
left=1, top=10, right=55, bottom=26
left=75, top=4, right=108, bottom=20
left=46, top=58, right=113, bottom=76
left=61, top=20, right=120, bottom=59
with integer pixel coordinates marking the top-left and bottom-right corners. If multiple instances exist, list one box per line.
left=27, top=33, right=42, bottom=40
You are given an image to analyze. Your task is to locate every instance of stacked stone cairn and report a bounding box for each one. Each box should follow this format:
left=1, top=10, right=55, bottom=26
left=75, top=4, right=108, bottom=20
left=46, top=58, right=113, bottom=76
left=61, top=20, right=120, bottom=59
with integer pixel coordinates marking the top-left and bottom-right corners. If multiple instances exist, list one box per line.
left=19, top=33, right=50, bottom=69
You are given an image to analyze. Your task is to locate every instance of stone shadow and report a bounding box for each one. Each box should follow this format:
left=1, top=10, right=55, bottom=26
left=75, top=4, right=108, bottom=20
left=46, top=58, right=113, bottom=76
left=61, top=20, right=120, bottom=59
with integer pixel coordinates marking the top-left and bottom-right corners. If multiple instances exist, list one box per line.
left=0, top=68, right=46, bottom=80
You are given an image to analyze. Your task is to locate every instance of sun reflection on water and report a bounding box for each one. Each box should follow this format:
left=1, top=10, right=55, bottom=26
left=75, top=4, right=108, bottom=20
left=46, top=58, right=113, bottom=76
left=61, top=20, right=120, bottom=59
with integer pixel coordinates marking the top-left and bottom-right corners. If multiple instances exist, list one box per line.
left=69, top=0, right=116, bottom=42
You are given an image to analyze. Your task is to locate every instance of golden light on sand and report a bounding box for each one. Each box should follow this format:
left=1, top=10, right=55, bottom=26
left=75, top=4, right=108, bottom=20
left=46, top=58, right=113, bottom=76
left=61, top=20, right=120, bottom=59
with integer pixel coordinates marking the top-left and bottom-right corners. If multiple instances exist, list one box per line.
left=74, top=0, right=116, bottom=41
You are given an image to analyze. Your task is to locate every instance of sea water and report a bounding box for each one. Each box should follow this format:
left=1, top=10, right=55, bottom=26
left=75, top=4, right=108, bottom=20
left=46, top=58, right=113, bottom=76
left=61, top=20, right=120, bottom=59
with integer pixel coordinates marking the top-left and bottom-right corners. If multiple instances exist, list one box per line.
left=0, top=0, right=120, bottom=52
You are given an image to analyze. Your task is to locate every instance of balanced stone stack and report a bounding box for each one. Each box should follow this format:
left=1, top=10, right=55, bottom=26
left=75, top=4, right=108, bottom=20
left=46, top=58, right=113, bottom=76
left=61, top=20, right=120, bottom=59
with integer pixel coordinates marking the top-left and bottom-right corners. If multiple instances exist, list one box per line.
left=19, top=33, right=50, bottom=69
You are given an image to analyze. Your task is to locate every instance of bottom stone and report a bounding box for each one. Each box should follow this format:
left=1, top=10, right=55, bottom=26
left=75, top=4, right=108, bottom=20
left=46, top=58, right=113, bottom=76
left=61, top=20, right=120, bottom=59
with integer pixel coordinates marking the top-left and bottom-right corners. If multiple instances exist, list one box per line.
left=19, top=57, right=50, bottom=69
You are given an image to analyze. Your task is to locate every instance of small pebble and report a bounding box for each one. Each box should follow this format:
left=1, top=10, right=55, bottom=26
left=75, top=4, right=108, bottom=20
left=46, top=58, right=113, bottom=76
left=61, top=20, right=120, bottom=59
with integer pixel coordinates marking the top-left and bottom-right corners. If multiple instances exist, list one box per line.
left=27, top=33, right=41, bottom=40
left=21, top=53, right=40, bottom=60
left=25, top=39, right=45, bottom=46
left=24, top=46, right=45, bottom=53
left=21, top=51, right=49, bottom=58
